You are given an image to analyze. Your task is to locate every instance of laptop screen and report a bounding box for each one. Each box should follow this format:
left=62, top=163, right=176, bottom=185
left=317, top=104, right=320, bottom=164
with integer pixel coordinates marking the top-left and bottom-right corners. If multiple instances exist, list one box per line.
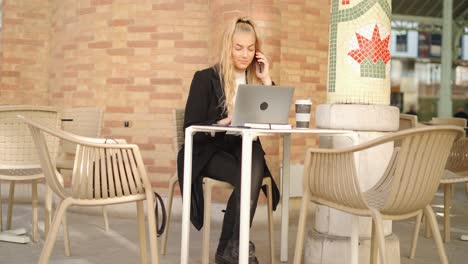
left=231, top=85, right=294, bottom=126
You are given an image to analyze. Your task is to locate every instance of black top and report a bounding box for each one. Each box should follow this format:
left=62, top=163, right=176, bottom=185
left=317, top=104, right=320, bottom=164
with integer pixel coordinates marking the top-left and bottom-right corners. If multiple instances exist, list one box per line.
left=177, top=67, right=280, bottom=230
left=454, top=111, right=468, bottom=120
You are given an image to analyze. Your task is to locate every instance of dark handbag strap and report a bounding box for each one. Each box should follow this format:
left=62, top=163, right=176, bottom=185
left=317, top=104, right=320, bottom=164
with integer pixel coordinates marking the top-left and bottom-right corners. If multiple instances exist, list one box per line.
left=154, top=192, right=166, bottom=237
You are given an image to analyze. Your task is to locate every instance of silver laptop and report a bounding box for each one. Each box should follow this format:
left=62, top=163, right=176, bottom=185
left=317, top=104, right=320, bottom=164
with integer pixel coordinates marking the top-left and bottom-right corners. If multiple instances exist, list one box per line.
left=231, top=85, right=294, bottom=126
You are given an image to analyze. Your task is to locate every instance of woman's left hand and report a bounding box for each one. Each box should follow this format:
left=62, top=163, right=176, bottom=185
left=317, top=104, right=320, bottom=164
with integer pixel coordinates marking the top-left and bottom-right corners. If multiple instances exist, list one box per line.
left=255, top=51, right=272, bottom=85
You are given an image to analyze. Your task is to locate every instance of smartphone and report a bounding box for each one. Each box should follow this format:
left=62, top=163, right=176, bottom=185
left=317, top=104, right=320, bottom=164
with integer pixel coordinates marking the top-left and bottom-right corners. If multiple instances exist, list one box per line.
left=255, top=53, right=263, bottom=73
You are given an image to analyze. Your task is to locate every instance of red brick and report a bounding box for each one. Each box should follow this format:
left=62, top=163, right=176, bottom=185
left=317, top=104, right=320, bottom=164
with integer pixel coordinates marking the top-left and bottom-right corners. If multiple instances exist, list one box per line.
left=74, top=91, right=94, bottom=98
left=149, top=137, right=173, bottom=144
left=1, top=71, right=20, bottom=77
left=150, top=93, right=182, bottom=100
left=62, top=85, right=77, bottom=91
left=152, top=3, right=184, bottom=10
left=91, top=0, right=113, bottom=5
left=104, top=120, right=122, bottom=127
left=138, top=143, right=156, bottom=151
left=62, top=44, right=77, bottom=50
left=75, top=35, right=95, bottom=42
left=301, top=76, right=320, bottom=83
left=151, top=32, right=183, bottom=40
left=107, top=48, right=135, bottom=56
left=174, top=55, right=207, bottom=64
left=174, top=41, right=207, bottom=48
left=303, top=64, right=320, bottom=71
left=106, top=78, right=133, bottom=84
left=51, top=92, right=64, bottom=98
left=149, top=107, right=173, bottom=114
left=143, top=158, right=155, bottom=165
left=63, top=72, right=78, bottom=78
left=106, top=106, right=134, bottom=113
left=126, top=85, right=154, bottom=92
left=18, top=12, right=46, bottom=19
left=148, top=166, right=173, bottom=173
left=127, top=41, right=158, bottom=48
left=2, top=18, right=24, bottom=25
left=317, top=84, right=327, bottom=91
left=2, top=38, right=44, bottom=46
left=88, top=41, right=112, bottom=49
left=283, top=54, right=307, bottom=62
left=77, top=7, right=96, bottom=16
left=150, top=78, right=182, bottom=85
left=305, top=7, right=320, bottom=15
left=108, top=19, right=134, bottom=27
left=128, top=26, right=158, bottom=33
left=67, top=64, right=94, bottom=71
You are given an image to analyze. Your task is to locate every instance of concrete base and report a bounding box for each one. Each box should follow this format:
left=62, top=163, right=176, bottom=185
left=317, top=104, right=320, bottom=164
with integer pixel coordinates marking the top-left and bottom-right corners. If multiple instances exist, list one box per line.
left=304, top=229, right=401, bottom=264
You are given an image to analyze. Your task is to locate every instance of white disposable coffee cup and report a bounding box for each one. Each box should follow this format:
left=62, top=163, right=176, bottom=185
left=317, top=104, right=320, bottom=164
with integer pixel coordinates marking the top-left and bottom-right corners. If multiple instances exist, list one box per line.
left=295, top=99, right=312, bottom=128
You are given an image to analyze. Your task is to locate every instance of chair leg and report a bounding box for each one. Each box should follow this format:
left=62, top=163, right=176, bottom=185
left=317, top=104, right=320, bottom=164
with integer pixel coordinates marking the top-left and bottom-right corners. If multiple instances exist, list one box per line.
left=293, top=191, right=309, bottom=264
left=443, top=184, right=451, bottom=242
left=202, top=180, right=212, bottom=264
left=423, top=213, right=432, bottom=238
left=7, top=181, right=15, bottom=230
left=370, top=209, right=387, bottom=264
left=265, top=179, right=275, bottom=264
left=32, top=180, right=39, bottom=242
left=44, top=186, right=53, bottom=239
left=146, top=192, right=160, bottom=264
left=369, top=219, right=378, bottom=263
left=0, top=182, right=2, bottom=232
left=424, top=205, right=449, bottom=264
left=409, top=212, right=423, bottom=259
left=102, top=206, right=110, bottom=232
left=39, top=199, right=71, bottom=264
left=62, top=212, right=71, bottom=256
left=161, top=176, right=177, bottom=255
left=137, top=201, right=147, bottom=264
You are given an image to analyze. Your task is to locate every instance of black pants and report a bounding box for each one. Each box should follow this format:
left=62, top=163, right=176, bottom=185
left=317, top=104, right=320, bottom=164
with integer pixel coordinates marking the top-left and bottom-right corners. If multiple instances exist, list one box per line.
left=201, top=139, right=265, bottom=254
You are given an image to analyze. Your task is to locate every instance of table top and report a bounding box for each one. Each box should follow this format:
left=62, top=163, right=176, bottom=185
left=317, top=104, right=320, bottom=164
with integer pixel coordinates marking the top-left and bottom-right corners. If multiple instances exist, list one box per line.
left=187, top=125, right=355, bottom=135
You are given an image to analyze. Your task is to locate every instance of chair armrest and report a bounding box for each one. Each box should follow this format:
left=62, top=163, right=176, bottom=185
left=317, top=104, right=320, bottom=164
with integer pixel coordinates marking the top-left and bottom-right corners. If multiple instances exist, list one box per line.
left=304, top=149, right=368, bottom=210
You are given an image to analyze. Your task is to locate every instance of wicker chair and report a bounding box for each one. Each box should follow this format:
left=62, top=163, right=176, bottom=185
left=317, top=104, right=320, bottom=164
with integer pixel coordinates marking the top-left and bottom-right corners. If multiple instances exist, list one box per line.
left=55, top=107, right=110, bottom=231
left=0, top=105, right=60, bottom=243
left=399, top=114, right=418, bottom=130
left=432, top=117, right=467, bottom=127
left=18, top=115, right=159, bottom=264
left=293, top=126, right=464, bottom=264
left=160, top=109, right=275, bottom=264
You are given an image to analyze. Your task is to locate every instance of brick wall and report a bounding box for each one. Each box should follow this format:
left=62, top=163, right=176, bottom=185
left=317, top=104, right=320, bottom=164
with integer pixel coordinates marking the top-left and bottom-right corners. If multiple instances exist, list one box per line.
left=0, top=0, right=51, bottom=105
left=0, top=0, right=330, bottom=198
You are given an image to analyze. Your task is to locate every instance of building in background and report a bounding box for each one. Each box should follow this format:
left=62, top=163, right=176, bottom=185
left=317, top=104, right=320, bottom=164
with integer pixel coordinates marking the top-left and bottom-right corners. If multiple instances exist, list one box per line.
left=390, top=22, right=468, bottom=121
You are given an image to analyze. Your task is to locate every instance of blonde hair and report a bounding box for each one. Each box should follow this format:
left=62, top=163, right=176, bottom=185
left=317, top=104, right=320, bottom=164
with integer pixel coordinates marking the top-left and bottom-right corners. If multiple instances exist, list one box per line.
left=215, top=17, right=263, bottom=116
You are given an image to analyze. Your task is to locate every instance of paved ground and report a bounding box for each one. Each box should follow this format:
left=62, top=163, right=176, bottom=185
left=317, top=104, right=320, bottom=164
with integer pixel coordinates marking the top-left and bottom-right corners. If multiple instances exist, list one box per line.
left=1, top=184, right=467, bottom=264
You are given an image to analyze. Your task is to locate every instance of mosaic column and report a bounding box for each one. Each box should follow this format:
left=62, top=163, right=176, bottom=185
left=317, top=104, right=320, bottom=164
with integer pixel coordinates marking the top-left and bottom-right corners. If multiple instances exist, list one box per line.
left=327, top=0, right=392, bottom=104
left=309, top=1, right=401, bottom=263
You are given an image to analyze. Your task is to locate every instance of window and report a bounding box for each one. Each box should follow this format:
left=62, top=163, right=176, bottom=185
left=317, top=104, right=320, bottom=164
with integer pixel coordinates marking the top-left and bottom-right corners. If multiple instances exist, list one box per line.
left=395, top=30, right=408, bottom=52
left=430, top=33, right=442, bottom=57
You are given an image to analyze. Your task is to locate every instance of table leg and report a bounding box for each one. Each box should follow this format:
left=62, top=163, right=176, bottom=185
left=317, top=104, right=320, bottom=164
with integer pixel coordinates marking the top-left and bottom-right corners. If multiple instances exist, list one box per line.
left=181, top=128, right=194, bottom=264
left=239, top=132, right=253, bottom=264
left=280, top=134, right=291, bottom=262
left=351, top=216, right=359, bottom=264
left=348, top=132, right=359, bottom=264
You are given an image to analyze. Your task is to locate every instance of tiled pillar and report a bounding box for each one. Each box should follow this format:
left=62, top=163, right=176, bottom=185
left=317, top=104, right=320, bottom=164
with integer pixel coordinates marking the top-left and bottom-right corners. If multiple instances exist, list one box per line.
left=327, top=0, right=391, bottom=104
left=308, top=1, right=401, bottom=263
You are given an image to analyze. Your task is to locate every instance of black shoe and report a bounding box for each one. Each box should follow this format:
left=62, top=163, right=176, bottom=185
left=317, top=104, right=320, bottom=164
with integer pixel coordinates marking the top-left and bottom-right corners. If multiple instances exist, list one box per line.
left=215, top=240, right=259, bottom=264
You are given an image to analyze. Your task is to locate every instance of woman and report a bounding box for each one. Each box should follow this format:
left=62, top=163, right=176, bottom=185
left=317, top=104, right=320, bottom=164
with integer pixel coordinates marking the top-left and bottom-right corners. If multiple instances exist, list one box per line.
left=177, top=17, right=280, bottom=264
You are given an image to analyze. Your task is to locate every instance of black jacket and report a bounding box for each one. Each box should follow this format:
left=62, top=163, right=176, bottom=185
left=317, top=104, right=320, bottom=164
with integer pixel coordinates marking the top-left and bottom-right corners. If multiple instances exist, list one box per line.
left=177, top=67, right=281, bottom=230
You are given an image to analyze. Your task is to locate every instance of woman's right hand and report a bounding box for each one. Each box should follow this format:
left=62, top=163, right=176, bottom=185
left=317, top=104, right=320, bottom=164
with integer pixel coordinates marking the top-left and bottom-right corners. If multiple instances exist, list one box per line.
left=217, top=117, right=232, bottom=126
